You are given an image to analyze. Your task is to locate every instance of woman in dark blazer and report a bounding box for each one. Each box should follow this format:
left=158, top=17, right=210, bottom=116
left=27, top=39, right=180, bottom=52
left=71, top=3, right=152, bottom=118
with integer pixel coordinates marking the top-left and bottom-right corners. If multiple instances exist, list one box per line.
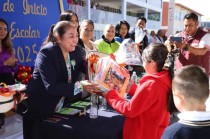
left=23, top=21, right=99, bottom=139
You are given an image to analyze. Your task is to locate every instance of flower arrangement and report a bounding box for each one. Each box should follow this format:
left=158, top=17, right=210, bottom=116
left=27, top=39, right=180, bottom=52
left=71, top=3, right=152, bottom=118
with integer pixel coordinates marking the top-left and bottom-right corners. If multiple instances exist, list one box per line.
left=16, top=65, right=32, bottom=84
left=88, top=53, right=100, bottom=75
left=87, top=51, right=108, bottom=81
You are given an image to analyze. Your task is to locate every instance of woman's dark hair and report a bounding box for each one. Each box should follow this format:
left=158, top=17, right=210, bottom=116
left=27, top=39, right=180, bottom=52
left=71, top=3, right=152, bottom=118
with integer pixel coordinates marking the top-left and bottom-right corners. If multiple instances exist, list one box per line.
left=59, top=10, right=79, bottom=22
left=53, top=21, right=76, bottom=41
left=42, top=24, right=55, bottom=46
left=0, top=18, right=13, bottom=55
left=80, top=19, right=94, bottom=29
left=115, top=20, right=130, bottom=38
left=60, top=10, right=79, bottom=35
left=43, top=10, right=79, bottom=46
left=142, top=43, right=168, bottom=72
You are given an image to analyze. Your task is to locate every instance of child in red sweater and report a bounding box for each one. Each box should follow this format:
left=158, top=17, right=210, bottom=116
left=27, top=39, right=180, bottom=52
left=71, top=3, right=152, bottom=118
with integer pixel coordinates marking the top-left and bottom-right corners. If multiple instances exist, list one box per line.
left=102, top=43, right=172, bottom=139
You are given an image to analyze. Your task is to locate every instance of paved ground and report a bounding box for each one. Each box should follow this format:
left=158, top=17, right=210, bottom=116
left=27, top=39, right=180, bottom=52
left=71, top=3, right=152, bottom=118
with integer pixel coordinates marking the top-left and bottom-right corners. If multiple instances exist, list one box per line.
left=0, top=114, right=23, bottom=139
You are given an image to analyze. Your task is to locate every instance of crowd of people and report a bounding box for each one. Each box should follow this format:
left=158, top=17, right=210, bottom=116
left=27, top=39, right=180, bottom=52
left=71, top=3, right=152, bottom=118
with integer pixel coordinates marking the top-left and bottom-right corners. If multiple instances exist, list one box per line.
left=0, top=11, right=210, bottom=139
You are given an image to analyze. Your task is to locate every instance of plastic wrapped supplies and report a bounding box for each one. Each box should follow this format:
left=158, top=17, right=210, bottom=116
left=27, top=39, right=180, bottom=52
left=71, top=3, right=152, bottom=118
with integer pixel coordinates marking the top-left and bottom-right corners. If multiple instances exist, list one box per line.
left=135, top=27, right=146, bottom=44
left=115, top=38, right=143, bottom=66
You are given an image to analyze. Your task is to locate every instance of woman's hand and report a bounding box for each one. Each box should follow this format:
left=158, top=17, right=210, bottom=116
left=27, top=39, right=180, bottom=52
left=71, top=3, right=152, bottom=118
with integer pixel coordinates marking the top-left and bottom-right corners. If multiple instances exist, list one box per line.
left=4, top=56, right=18, bottom=66
left=81, top=80, right=100, bottom=94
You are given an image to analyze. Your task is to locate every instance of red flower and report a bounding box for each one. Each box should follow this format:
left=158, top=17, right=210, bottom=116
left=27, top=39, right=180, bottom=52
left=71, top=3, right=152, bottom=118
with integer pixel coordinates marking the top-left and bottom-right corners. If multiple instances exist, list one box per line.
left=16, top=66, right=32, bottom=84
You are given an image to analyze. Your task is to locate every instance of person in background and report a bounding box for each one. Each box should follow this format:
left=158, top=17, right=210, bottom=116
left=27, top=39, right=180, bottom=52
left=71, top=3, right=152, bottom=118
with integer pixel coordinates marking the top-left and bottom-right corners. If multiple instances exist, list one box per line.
left=77, top=19, right=97, bottom=81
left=156, top=29, right=165, bottom=43
left=102, top=43, right=173, bottom=139
left=161, top=65, right=210, bottom=139
left=78, top=19, right=97, bottom=60
left=95, top=24, right=120, bottom=54
left=0, top=18, right=18, bottom=129
left=42, top=10, right=80, bottom=46
left=162, top=30, right=168, bottom=42
left=129, top=17, right=148, bottom=76
left=0, top=18, right=18, bottom=85
left=42, top=24, right=56, bottom=46
left=148, top=30, right=158, bottom=44
left=129, top=17, right=148, bottom=52
left=165, top=12, right=210, bottom=76
left=59, top=10, right=79, bottom=30
left=114, top=20, right=130, bottom=43
left=23, top=21, right=100, bottom=139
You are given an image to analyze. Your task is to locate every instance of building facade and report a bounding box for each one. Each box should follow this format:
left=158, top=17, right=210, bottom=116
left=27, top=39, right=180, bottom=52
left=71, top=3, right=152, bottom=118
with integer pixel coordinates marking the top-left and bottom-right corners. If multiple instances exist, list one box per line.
left=67, top=0, right=163, bottom=40
left=162, top=1, right=202, bottom=35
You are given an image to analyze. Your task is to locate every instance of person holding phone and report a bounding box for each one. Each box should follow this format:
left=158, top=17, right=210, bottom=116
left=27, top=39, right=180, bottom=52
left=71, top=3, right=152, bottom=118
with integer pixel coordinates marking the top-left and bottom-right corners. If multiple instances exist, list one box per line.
left=171, top=37, right=182, bottom=43
left=165, top=12, right=210, bottom=76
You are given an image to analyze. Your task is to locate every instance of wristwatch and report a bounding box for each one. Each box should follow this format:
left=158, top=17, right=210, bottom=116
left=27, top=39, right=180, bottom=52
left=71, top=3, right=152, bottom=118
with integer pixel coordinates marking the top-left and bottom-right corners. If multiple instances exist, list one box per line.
left=183, top=44, right=189, bottom=51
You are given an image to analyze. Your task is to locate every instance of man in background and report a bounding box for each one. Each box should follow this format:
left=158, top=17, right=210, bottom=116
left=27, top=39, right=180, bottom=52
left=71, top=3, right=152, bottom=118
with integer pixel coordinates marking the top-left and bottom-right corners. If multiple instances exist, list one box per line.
left=166, top=12, right=210, bottom=76
left=129, top=17, right=148, bottom=52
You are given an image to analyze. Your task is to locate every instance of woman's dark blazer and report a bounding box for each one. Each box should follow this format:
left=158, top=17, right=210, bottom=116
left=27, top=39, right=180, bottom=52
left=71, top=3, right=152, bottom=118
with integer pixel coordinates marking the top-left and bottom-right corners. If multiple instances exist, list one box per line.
left=25, top=43, right=85, bottom=120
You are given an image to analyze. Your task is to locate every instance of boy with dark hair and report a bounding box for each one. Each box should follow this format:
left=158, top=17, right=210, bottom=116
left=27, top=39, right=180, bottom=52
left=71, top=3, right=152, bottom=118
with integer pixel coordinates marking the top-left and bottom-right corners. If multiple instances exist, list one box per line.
left=162, top=65, right=210, bottom=139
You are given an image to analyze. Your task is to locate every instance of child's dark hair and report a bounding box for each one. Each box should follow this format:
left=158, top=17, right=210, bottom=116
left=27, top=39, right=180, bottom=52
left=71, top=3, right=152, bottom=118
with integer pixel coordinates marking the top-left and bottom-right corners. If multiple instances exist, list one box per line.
left=142, top=43, right=169, bottom=72
left=173, top=65, right=209, bottom=101
left=142, top=43, right=176, bottom=113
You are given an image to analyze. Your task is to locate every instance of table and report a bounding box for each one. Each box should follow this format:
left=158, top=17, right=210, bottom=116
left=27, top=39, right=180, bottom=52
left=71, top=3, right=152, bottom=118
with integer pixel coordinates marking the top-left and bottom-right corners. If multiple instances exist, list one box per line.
left=34, top=107, right=124, bottom=139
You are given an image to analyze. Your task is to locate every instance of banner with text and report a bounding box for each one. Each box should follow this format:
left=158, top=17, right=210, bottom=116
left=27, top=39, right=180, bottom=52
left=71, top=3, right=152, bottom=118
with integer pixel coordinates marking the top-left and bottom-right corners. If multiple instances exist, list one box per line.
left=0, top=0, right=68, bottom=67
